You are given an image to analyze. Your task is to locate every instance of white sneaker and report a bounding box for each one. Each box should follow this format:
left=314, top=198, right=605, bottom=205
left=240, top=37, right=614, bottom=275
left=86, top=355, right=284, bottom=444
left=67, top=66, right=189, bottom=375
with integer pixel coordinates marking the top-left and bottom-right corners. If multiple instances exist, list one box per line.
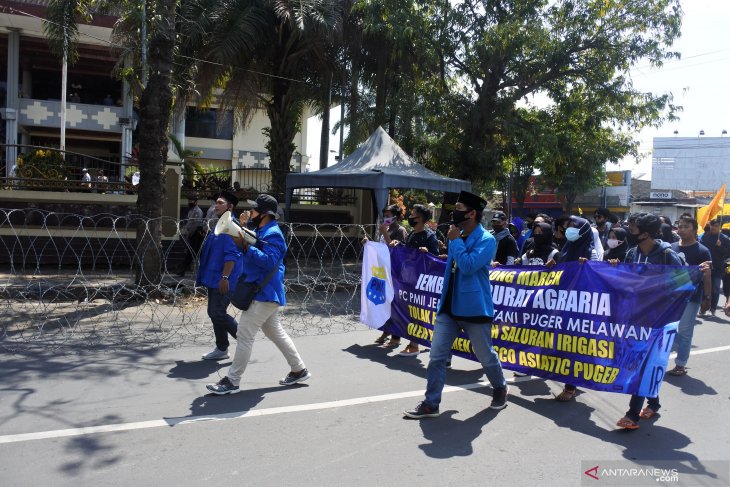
left=201, top=348, right=229, bottom=360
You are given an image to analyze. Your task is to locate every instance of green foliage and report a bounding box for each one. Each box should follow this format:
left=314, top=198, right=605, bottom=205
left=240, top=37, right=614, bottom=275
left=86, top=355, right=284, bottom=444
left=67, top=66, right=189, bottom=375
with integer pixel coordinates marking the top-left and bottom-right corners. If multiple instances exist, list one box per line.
left=16, top=149, right=70, bottom=180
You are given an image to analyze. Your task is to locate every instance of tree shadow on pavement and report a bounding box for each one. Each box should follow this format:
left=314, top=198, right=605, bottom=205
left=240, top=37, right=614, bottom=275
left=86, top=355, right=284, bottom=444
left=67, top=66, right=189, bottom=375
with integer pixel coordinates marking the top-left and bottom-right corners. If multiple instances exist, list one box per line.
left=414, top=408, right=502, bottom=459
left=58, top=425, right=124, bottom=477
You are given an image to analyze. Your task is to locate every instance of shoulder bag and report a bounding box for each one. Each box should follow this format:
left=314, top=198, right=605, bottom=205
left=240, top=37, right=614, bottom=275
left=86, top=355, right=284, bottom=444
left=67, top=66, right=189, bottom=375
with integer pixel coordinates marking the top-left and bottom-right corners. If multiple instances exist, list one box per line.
left=231, top=258, right=283, bottom=311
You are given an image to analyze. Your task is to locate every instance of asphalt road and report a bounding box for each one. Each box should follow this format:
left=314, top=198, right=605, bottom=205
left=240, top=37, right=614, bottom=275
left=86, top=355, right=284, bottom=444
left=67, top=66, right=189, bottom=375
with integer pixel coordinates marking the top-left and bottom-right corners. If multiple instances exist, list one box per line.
left=0, top=314, right=729, bottom=487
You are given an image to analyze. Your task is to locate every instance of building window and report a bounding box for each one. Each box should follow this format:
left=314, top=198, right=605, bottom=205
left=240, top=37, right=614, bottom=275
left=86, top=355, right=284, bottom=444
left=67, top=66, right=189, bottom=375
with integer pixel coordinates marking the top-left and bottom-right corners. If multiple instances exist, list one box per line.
left=185, top=108, right=233, bottom=140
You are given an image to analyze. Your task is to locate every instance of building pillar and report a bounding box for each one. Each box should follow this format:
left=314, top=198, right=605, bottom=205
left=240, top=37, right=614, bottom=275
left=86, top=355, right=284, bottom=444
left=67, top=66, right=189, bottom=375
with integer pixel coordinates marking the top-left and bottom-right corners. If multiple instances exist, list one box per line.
left=4, top=30, right=20, bottom=176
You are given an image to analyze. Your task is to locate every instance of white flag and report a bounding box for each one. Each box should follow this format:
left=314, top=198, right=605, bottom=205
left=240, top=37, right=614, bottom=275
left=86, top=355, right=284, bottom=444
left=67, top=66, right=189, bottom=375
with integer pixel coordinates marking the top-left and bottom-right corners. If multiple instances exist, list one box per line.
left=360, top=241, right=394, bottom=329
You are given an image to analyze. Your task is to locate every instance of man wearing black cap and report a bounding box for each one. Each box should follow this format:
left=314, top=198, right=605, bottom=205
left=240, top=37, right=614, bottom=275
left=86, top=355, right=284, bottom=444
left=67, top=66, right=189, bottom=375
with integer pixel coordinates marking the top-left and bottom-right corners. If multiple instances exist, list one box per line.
left=196, top=191, right=244, bottom=360
left=404, top=190, right=508, bottom=418
left=490, top=211, right=519, bottom=266
left=207, top=194, right=310, bottom=394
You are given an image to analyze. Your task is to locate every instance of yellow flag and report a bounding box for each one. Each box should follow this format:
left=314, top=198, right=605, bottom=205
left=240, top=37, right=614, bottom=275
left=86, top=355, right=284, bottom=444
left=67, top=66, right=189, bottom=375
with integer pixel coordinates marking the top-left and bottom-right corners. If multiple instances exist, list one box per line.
left=697, top=183, right=727, bottom=232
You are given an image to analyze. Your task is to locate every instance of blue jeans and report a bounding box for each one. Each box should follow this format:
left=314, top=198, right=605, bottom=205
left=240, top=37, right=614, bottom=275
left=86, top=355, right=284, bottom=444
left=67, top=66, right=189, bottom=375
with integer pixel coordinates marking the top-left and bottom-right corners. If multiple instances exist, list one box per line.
left=207, top=287, right=238, bottom=351
left=711, top=275, right=722, bottom=312
left=674, top=299, right=702, bottom=367
left=424, top=313, right=506, bottom=409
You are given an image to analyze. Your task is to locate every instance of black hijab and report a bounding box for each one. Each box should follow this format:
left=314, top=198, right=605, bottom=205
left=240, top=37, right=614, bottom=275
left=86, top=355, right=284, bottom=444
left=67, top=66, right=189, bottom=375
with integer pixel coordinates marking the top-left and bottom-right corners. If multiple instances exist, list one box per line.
left=527, top=222, right=556, bottom=262
left=558, top=216, right=594, bottom=263
left=604, top=227, right=629, bottom=261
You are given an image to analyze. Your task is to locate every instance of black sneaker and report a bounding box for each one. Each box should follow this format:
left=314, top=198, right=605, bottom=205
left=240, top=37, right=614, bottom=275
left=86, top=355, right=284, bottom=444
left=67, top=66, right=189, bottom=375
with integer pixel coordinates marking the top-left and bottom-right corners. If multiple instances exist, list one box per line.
left=206, top=376, right=240, bottom=395
left=279, top=368, right=311, bottom=386
left=403, top=401, right=439, bottom=419
left=489, top=386, right=508, bottom=410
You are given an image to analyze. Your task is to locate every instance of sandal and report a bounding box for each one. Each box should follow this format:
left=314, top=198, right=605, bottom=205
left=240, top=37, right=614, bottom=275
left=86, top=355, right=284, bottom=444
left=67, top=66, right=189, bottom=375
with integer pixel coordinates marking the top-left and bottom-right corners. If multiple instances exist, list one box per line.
left=398, top=344, right=420, bottom=357
left=640, top=407, right=657, bottom=420
left=616, top=416, right=640, bottom=430
left=555, top=388, right=576, bottom=402
left=667, top=365, right=687, bottom=376
left=374, top=333, right=389, bottom=345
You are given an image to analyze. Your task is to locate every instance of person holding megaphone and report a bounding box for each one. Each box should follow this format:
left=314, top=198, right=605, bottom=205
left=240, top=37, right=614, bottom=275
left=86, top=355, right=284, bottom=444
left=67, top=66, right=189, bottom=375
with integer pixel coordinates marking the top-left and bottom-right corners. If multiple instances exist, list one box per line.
left=196, top=191, right=244, bottom=361
left=207, top=194, right=310, bottom=395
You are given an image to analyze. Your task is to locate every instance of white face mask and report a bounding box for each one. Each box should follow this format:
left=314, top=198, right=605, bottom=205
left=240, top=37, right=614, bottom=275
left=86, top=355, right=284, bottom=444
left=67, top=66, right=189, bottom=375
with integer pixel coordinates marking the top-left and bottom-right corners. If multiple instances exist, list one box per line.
left=383, top=216, right=395, bottom=226
left=565, top=227, right=581, bottom=242
left=607, top=238, right=622, bottom=249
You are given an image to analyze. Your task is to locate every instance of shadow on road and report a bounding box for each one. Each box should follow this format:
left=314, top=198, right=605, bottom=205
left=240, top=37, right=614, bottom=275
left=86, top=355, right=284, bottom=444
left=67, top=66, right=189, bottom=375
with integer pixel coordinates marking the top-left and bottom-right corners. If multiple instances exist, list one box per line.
left=167, top=359, right=232, bottom=380
left=415, top=408, right=502, bottom=458
left=507, top=394, right=723, bottom=483
left=166, top=385, right=300, bottom=424
left=663, top=374, right=718, bottom=396
left=342, top=343, right=484, bottom=384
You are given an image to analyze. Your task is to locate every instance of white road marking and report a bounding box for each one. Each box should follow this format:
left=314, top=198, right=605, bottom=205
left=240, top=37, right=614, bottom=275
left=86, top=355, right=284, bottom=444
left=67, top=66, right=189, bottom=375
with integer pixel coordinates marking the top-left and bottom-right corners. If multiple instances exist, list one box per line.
left=1, top=344, right=729, bottom=445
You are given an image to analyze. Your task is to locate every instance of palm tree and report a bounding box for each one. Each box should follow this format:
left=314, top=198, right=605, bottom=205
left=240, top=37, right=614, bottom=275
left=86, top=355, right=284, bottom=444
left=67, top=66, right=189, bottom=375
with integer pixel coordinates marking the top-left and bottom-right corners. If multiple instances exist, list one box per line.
left=178, top=0, right=343, bottom=196
left=45, top=0, right=179, bottom=287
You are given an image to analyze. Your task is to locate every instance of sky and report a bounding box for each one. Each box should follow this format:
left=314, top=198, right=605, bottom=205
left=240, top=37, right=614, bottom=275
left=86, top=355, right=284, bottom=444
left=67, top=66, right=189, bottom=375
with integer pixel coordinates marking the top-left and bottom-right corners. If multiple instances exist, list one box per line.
left=306, top=1, right=730, bottom=177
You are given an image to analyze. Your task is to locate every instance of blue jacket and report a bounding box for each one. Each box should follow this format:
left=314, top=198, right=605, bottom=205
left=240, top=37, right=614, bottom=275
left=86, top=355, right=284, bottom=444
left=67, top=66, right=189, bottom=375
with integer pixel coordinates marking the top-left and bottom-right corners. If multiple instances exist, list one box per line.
left=241, top=220, right=287, bottom=306
left=437, top=224, right=497, bottom=318
left=196, top=232, right=243, bottom=289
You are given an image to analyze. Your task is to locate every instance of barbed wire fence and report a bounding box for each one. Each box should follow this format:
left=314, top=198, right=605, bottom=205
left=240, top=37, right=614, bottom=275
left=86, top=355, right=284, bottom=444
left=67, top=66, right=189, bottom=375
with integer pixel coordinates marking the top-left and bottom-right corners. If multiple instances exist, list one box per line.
left=0, top=208, right=379, bottom=353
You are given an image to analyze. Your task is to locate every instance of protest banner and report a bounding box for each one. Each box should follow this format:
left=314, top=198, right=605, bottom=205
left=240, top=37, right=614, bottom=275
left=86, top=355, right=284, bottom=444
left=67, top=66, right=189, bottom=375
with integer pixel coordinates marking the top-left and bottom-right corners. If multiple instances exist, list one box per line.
left=362, top=243, right=703, bottom=397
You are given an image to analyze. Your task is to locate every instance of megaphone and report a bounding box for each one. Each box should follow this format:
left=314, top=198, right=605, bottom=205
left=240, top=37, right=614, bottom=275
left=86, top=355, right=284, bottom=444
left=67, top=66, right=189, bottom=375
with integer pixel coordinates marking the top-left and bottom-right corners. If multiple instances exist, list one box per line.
left=214, top=210, right=258, bottom=245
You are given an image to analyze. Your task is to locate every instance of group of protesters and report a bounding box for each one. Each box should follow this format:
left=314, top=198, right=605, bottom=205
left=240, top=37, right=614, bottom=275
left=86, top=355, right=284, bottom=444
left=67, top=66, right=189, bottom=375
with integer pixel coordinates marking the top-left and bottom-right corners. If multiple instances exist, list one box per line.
left=190, top=188, right=721, bottom=431
left=368, top=194, right=722, bottom=429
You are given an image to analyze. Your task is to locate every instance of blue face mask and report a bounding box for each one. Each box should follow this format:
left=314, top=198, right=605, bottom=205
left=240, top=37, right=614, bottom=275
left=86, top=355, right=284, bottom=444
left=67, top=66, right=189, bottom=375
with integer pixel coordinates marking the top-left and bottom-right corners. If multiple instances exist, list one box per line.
left=565, top=227, right=581, bottom=242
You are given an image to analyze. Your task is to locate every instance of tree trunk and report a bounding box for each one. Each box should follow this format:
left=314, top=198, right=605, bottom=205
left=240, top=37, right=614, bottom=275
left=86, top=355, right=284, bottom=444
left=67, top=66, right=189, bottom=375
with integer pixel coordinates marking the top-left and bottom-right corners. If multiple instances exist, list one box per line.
left=373, top=52, right=388, bottom=131
left=345, top=63, right=361, bottom=153
left=319, top=71, right=332, bottom=170
left=135, top=0, right=176, bottom=288
left=266, top=80, right=299, bottom=198
left=563, top=193, right=577, bottom=215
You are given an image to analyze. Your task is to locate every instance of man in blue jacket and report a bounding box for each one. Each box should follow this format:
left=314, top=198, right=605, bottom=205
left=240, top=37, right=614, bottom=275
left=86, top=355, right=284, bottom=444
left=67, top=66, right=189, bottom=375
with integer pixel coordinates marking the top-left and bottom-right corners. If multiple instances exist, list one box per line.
left=207, top=194, right=310, bottom=395
left=404, top=191, right=508, bottom=418
left=196, top=191, right=243, bottom=360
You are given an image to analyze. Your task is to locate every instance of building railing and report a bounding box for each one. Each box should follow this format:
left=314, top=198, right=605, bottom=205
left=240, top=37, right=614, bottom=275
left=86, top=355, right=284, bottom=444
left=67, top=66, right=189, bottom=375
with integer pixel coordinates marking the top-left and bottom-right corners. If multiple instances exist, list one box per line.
left=1, top=145, right=358, bottom=205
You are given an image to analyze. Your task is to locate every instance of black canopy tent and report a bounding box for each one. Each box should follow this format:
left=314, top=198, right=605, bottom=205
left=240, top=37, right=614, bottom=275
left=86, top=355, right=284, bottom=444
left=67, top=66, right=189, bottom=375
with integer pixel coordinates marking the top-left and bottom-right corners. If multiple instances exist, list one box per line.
left=285, top=127, right=471, bottom=221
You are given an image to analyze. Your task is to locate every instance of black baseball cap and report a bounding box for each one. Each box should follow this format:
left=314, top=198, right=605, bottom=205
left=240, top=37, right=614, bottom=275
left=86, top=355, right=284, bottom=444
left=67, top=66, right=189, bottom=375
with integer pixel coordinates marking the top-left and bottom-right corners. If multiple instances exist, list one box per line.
left=248, top=194, right=280, bottom=219
left=491, top=211, right=507, bottom=222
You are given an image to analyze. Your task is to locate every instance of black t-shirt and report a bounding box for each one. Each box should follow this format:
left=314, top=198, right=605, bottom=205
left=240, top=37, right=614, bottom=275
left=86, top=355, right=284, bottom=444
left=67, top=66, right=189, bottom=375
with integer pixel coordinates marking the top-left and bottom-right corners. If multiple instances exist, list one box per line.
left=672, top=241, right=711, bottom=302
left=494, top=235, right=519, bottom=264
left=405, top=229, right=439, bottom=255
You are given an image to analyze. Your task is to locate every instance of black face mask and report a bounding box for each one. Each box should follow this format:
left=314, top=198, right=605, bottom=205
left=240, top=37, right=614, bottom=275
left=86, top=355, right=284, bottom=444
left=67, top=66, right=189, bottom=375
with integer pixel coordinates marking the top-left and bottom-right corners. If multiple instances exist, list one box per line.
left=249, top=214, right=263, bottom=228
left=533, top=233, right=550, bottom=246
left=451, top=210, right=470, bottom=225
left=492, top=223, right=504, bottom=232
left=407, top=217, right=419, bottom=227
